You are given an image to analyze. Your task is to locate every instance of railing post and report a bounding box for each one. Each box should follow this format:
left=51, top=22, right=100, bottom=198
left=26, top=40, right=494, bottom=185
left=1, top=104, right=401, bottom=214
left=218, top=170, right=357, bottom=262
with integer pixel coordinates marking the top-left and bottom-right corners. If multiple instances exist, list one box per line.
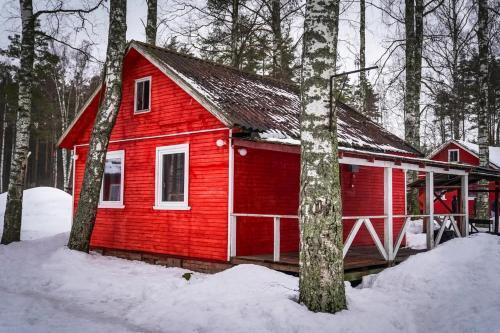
left=384, top=167, right=394, bottom=261
left=230, top=215, right=237, bottom=257
left=461, top=174, right=469, bottom=237
left=273, top=217, right=280, bottom=262
left=425, top=171, right=435, bottom=249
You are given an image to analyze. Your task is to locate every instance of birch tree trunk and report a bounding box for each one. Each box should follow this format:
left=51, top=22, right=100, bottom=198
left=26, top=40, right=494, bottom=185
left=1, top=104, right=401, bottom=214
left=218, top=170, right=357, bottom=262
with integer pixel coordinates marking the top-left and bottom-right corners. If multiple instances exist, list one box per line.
left=68, top=0, right=127, bottom=252
left=146, top=0, right=157, bottom=45
left=299, top=0, right=346, bottom=314
left=404, top=0, right=424, bottom=215
left=359, top=0, right=368, bottom=115
left=476, top=0, right=489, bottom=220
left=1, top=0, right=35, bottom=245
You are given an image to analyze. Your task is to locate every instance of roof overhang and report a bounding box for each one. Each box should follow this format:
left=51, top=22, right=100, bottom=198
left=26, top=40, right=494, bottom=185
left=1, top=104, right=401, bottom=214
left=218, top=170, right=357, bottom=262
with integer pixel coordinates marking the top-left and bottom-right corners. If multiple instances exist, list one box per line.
left=233, top=138, right=470, bottom=176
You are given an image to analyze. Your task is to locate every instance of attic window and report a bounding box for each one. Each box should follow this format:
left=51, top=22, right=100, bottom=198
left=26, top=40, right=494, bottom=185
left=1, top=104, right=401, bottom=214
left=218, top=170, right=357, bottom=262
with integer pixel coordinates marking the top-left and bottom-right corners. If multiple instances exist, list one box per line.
left=134, top=76, right=151, bottom=113
left=448, top=149, right=459, bottom=163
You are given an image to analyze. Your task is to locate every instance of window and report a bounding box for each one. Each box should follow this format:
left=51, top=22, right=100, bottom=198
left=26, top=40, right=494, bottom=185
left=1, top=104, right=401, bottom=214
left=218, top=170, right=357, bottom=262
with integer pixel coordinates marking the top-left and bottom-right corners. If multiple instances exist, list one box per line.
left=448, top=149, right=459, bottom=162
left=134, top=76, right=151, bottom=113
left=155, top=144, right=190, bottom=210
left=99, top=150, right=125, bottom=208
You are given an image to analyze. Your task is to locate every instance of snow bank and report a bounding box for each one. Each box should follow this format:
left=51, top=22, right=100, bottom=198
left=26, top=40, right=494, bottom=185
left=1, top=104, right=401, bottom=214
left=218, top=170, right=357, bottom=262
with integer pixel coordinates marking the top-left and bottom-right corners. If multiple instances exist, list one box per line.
left=0, top=187, right=71, bottom=240
left=1, top=188, right=498, bottom=332
left=1, top=233, right=499, bottom=332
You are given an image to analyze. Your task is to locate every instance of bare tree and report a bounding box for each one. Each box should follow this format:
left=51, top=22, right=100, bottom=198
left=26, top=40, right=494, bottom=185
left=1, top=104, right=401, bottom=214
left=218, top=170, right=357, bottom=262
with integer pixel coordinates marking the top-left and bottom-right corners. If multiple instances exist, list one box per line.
left=299, top=0, right=346, bottom=313
left=68, top=0, right=127, bottom=252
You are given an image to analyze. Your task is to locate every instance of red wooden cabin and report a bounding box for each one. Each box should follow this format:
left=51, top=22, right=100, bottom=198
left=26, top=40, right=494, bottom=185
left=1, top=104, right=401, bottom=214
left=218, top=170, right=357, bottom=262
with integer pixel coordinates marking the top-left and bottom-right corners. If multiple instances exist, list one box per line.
left=59, top=41, right=471, bottom=273
left=425, top=140, right=500, bottom=217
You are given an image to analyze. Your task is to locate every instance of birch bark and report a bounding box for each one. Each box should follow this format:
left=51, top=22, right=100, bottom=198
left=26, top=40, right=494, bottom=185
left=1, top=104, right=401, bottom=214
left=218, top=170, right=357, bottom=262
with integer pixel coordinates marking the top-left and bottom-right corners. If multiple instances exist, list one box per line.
left=299, top=0, right=346, bottom=313
left=359, top=0, right=368, bottom=115
left=1, top=0, right=35, bottom=244
left=68, top=0, right=127, bottom=252
left=146, top=0, right=157, bottom=45
left=476, top=0, right=489, bottom=220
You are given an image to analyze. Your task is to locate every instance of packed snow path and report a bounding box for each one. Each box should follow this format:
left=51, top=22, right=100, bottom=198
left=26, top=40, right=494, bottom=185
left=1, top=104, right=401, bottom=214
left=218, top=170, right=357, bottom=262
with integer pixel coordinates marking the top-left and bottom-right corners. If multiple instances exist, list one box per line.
left=1, top=188, right=500, bottom=332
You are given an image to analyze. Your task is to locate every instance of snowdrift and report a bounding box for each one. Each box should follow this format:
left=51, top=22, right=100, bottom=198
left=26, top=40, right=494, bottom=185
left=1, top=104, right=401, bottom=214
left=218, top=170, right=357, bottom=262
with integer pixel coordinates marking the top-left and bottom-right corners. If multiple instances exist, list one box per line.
left=0, top=187, right=72, bottom=240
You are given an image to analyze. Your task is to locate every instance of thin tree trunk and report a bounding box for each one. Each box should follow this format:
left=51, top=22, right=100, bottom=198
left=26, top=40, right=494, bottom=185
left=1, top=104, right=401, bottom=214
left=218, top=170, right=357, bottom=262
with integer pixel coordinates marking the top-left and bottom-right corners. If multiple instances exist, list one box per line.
left=231, top=0, right=240, bottom=68
left=359, top=0, right=368, bottom=115
left=145, top=0, right=157, bottom=45
left=0, top=103, right=7, bottom=192
left=1, top=0, right=35, bottom=245
left=299, top=0, right=346, bottom=314
left=476, top=0, right=489, bottom=219
left=271, top=0, right=282, bottom=78
left=68, top=0, right=127, bottom=252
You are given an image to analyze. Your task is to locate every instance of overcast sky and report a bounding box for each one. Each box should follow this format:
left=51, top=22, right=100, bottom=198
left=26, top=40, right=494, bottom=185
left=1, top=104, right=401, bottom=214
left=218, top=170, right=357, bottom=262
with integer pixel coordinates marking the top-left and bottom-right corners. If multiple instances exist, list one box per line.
left=0, top=0, right=406, bottom=137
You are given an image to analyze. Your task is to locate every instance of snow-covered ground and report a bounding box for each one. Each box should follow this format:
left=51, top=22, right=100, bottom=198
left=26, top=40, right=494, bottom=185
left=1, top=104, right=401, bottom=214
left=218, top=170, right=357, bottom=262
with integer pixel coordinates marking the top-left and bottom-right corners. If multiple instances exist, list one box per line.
left=1, top=188, right=500, bottom=333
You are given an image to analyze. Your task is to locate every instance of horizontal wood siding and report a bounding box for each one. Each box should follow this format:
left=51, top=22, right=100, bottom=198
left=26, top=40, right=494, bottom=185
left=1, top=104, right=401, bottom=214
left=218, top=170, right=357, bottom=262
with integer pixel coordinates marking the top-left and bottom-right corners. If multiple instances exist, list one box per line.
left=233, top=148, right=300, bottom=256
left=233, top=147, right=406, bottom=256
left=73, top=49, right=229, bottom=262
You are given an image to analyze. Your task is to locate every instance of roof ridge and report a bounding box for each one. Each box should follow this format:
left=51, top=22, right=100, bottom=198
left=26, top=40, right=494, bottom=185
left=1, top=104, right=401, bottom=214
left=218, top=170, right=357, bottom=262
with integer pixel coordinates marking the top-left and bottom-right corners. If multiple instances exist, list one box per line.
left=130, top=40, right=299, bottom=92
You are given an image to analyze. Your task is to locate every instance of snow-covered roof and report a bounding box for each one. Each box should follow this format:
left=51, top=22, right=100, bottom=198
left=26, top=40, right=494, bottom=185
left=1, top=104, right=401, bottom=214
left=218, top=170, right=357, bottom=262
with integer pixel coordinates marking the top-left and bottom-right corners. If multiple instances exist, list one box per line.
left=428, top=140, right=500, bottom=169
left=131, top=41, right=421, bottom=156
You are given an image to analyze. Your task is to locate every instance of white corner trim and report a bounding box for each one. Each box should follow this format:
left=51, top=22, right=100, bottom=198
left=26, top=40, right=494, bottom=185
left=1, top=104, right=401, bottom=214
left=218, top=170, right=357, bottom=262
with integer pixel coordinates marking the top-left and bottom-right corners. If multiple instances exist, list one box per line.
left=134, top=76, right=152, bottom=114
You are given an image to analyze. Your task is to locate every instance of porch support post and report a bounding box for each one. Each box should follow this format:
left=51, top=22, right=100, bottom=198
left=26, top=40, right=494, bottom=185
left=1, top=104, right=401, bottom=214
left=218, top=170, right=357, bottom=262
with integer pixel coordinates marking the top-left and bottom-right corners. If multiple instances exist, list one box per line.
left=425, top=171, right=435, bottom=249
left=384, top=167, right=394, bottom=261
left=273, top=217, right=280, bottom=262
left=230, top=216, right=237, bottom=257
left=461, top=174, right=469, bottom=237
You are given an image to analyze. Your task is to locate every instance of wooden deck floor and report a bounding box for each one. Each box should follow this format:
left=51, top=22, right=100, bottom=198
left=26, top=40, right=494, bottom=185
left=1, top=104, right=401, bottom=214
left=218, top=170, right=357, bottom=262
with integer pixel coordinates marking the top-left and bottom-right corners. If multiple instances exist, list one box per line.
left=231, top=246, right=424, bottom=280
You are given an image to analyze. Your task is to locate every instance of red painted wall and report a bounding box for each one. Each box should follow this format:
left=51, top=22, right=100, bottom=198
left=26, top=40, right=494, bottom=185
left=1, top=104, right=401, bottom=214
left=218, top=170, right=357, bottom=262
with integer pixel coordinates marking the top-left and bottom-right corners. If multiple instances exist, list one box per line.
left=72, top=49, right=230, bottom=262
left=426, top=142, right=496, bottom=216
left=233, top=146, right=407, bottom=256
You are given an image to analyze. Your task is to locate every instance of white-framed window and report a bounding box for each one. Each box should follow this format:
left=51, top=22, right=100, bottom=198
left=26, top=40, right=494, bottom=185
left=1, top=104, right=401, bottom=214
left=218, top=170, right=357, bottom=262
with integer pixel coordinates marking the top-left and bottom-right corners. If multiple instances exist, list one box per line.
left=448, top=149, right=459, bottom=162
left=154, top=144, right=190, bottom=210
left=99, top=150, right=125, bottom=208
left=134, top=76, right=151, bottom=114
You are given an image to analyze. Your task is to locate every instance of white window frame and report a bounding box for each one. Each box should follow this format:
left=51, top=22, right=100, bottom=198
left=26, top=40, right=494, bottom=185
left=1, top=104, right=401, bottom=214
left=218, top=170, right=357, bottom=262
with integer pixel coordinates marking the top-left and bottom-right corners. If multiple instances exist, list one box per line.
left=154, top=144, right=190, bottom=210
left=448, top=149, right=459, bottom=163
left=99, top=150, right=125, bottom=209
left=134, top=76, right=152, bottom=114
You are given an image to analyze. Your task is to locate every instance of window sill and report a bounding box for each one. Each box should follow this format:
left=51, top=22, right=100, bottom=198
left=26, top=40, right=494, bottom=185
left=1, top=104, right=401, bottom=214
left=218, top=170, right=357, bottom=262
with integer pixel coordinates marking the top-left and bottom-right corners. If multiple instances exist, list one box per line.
left=153, top=205, right=191, bottom=211
left=134, top=109, right=150, bottom=115
left=98, top=203, right=125, bottom=209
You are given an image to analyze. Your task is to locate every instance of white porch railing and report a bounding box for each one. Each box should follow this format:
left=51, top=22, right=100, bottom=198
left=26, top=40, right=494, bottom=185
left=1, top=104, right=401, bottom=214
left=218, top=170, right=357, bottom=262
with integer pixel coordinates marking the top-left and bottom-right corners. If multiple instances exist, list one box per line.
left=230, top=213, right=467, bottom=263
left=230, top=167, right=471, bottom=263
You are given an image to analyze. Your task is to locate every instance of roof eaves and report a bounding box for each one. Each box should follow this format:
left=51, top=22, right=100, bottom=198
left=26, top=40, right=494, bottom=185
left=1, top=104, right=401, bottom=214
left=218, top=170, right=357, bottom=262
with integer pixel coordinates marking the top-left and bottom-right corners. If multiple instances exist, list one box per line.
left=57, top=84, right=103, bottom=148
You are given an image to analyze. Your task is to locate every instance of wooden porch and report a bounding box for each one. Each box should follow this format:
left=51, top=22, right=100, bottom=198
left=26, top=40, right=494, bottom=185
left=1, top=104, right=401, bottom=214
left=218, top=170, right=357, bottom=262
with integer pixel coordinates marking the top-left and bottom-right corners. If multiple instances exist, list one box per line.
left=231, top=246, right=424, bottom=280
